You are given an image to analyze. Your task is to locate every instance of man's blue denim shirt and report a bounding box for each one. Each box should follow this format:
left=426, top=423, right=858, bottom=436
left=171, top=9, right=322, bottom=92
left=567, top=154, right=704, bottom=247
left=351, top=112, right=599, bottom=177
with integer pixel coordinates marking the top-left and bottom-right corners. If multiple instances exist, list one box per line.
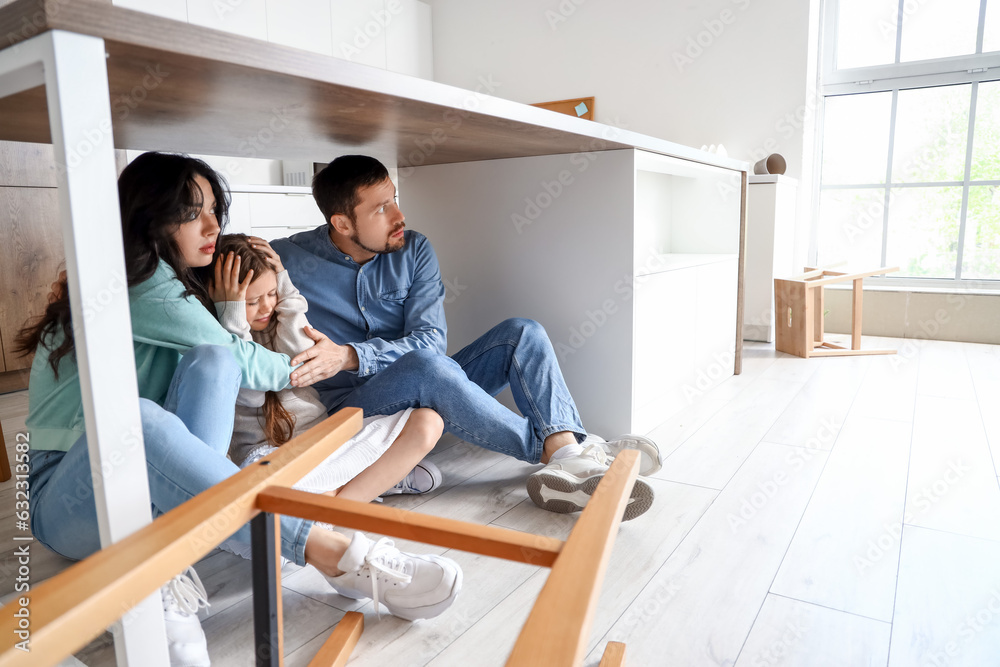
left=272, top=226, right=447, bottom=410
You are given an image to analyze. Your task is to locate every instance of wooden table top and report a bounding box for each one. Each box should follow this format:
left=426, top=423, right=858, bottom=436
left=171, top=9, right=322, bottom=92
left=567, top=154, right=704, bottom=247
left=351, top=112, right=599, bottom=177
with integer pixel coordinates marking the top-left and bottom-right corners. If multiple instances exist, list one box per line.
left=0, top=0, right=747, bottom=171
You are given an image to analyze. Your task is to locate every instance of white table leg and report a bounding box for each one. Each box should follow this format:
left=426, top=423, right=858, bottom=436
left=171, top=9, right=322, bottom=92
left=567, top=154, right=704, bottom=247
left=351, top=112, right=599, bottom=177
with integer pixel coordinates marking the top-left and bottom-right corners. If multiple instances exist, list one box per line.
left=0, top=30, right=169, bottom=666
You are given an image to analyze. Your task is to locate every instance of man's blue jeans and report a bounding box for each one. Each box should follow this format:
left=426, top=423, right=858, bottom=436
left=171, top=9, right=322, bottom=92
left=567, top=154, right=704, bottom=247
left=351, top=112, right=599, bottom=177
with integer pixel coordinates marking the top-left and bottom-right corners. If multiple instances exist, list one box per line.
left=330, top=318, right=586, bottom=463
left=28, top=345, right=314, bottom=565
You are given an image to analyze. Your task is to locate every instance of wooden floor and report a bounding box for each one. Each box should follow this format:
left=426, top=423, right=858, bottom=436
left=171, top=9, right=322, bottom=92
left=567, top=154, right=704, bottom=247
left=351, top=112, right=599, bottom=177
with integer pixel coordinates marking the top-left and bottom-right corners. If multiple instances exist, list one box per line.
left=3, top=336, right=1000, bottom=666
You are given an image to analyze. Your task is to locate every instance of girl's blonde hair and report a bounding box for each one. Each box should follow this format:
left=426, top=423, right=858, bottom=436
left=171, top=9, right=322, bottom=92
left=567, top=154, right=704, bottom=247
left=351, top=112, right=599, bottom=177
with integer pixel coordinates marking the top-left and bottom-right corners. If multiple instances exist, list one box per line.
left=215, top=234, right=296, bottom=447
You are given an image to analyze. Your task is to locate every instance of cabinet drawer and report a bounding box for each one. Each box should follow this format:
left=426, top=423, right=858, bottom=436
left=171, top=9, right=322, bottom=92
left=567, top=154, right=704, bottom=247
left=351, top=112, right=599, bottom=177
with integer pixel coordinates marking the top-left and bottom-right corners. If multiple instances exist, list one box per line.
left=247, top=192, right=323, bottom=229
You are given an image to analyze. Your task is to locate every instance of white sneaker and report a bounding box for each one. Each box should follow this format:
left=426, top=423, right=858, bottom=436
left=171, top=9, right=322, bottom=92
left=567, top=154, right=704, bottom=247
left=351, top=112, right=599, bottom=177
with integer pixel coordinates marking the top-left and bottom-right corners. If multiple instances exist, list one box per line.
left=379, top=459, right=443, bottom=497
left=526, top=445, right=655, bottom=521
left=322, top=532, right=462, bottom=621
left=600, top=434, right=663, bottom=476
left=161, top=568, right=211, bottom=667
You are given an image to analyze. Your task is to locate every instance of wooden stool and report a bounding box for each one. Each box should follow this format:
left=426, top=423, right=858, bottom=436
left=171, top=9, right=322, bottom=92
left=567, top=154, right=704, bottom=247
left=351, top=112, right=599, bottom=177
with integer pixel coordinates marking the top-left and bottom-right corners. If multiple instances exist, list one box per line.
left=774, top=266, right=898, bottom=358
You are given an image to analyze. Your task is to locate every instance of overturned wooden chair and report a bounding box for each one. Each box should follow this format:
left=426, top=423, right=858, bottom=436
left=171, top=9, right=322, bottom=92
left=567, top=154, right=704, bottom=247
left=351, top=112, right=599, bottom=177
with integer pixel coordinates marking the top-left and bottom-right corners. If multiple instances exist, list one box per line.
left=0, top=408, right=636, bottom=666
left=774, top=265, right=899, bottom=358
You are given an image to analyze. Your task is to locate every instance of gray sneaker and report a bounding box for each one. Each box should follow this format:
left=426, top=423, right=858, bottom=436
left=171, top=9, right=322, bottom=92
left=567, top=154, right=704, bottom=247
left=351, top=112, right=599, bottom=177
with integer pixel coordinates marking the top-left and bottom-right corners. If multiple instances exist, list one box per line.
left=380, top=459, right=443, bottom=497
left=323, top=532, right=462, bottom=621
left=586, top=433, right=663, bottom=476
left=526, top=445, right=655, bottom=521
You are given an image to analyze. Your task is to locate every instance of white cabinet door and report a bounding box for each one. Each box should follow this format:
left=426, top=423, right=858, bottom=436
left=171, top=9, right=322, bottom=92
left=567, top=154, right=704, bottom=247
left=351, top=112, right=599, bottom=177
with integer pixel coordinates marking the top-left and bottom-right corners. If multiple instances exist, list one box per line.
left=331, top=0, right=388, bottom=69
left=693, top=259, right=738, bottom=394
left=632, top=269, right=699, bottom=434
left=247, top=192, right=323, bottom=242
left=226, top=192, right=253, bottom=237
left=188, top=0, right=269, bottom=40
left=385, top=0, right=433, bottom=78
left=266, top=0, right=334, bottom=55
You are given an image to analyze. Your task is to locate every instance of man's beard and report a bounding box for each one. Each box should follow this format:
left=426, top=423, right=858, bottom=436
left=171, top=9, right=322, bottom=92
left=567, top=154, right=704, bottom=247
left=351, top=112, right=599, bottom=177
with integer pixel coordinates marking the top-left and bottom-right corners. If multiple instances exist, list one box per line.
left=350, top=221, right=406, bottom=255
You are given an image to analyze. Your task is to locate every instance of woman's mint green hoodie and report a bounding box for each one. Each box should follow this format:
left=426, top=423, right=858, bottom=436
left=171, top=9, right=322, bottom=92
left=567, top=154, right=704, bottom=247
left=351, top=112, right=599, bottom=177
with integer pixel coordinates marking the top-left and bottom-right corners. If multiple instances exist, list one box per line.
left=26, top=261, right=294, bottom=452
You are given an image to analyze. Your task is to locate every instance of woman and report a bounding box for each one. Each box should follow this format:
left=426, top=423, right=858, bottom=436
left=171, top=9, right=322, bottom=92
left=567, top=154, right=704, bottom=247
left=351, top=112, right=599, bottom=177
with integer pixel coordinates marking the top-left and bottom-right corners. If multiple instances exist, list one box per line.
left=17, top=152, right=461, bottom=666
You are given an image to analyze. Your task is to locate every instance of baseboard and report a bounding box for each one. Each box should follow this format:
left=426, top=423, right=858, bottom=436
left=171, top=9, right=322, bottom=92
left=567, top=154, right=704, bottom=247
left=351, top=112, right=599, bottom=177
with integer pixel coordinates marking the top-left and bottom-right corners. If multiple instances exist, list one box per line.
left=743, top=323, right=774, bottom=343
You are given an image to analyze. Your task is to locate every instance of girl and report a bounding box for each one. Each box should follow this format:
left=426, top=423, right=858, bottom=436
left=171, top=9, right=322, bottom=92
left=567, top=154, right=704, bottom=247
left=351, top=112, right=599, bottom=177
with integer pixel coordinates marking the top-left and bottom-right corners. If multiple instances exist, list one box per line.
left=17, top=153, right=461, bottom=666
left=209, top=233, right=445, bottom=509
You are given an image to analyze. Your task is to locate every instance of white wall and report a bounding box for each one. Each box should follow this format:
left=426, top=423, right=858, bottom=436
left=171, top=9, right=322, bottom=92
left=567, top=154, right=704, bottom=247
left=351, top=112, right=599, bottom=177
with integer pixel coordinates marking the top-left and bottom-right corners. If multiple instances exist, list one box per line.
left=426, top=0, right=821, bottom=266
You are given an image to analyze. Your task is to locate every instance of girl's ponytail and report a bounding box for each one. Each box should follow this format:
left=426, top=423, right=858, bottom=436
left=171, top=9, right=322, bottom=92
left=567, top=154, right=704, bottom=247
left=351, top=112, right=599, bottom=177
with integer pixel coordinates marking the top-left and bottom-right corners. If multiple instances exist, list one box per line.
left=262, top=391, right=296, bottom=447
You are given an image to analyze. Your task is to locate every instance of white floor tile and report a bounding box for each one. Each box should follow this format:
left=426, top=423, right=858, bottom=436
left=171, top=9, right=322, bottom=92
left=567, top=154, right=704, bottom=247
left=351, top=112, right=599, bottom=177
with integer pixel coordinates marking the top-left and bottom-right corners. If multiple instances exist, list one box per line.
left=770, top=417, right=911, bottom=621
left=905, top=396, right=1000, bottom=542
left=888, top=526, right=1000, bottom=667
left=589, top=442, right=828, bottom=666
left=734, top=595, right=891, bottom=667
left=657, top=378, right=807, bottom=489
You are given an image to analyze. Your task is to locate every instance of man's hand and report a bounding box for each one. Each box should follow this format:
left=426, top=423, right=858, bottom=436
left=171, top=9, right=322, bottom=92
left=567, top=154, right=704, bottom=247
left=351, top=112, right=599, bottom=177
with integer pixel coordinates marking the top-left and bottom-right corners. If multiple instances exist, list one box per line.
left=290, top=326, right=360, bottom=387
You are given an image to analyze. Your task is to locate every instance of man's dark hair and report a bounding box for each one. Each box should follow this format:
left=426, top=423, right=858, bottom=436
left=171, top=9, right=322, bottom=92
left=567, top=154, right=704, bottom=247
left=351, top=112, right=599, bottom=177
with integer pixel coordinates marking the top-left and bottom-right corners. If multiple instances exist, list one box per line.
left=312, top=155, right=390, bottom=226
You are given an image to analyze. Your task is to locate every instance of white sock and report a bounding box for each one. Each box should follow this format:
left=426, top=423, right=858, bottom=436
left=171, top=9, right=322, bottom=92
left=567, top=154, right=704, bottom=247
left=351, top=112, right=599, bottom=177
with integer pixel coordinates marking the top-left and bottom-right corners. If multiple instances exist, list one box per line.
left=549, top=444, right=584, bottom=461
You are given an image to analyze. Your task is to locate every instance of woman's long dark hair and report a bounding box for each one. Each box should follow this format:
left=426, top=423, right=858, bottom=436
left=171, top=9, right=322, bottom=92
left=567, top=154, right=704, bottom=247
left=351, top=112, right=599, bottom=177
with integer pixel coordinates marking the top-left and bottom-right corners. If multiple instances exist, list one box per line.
left=214, top=234, right=296, bottom=447
left=14, top=152, right=230, bottom=376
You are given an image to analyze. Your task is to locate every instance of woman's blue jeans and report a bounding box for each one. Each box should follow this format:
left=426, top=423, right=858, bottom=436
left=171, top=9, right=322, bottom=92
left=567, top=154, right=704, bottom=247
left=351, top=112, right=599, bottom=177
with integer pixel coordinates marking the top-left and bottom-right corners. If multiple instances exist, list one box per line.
left=28, top=345, right=313, bottom=565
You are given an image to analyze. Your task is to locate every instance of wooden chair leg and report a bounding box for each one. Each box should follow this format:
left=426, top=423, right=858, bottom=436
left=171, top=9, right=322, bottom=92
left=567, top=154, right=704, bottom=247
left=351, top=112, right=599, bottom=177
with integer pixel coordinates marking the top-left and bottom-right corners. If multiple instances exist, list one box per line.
left=251, top=512, right=284, bottom=667
left=505, top=451, right=640, bottom=666
left=851, top=277, right=864, bottom=350
left=599, top=641, right=627, bottom=667
left=308, top=612, right=364, bottom=667
left=813, top=284, right=824, bottom=345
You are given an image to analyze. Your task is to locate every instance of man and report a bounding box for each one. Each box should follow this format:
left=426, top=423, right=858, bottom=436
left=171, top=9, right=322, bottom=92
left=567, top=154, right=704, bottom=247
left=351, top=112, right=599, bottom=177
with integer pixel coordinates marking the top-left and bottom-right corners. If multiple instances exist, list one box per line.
left=273, top=155, right=661, bottom=520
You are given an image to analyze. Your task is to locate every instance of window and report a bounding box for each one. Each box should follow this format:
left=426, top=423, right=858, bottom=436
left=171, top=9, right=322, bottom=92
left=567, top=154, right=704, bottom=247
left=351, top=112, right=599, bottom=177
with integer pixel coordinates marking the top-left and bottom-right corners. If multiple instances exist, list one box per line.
left=815, top=0, right=1000, bottom=287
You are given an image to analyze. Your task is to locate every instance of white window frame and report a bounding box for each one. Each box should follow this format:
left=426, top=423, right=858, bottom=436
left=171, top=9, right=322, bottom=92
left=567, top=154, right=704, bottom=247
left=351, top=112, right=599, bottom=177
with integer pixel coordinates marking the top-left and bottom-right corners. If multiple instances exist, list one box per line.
left=813, top=0, right=1000, bottom=290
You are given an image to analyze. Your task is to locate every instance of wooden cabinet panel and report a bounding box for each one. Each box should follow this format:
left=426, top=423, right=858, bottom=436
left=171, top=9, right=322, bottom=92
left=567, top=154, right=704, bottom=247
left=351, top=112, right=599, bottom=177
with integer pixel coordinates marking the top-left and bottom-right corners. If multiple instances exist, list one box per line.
left=0, top=187, right=64, bottom=372
left=0, top=140, right=57, bottom=187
